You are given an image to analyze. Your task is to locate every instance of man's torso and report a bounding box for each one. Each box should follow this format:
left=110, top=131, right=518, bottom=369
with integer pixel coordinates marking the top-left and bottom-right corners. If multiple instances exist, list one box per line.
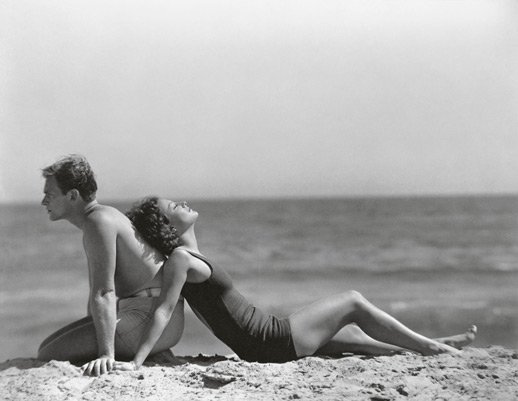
left=83, top=204, right=165, bottom=298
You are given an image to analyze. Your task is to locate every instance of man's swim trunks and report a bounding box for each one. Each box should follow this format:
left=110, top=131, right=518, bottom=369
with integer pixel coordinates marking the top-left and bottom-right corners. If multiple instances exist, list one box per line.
left=116, top=292, right=183, bottom=356
left=181, top=251, right=297, bottom=363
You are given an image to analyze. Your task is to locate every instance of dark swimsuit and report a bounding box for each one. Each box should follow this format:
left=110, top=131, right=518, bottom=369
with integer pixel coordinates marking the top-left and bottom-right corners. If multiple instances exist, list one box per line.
left=180, top=251, right=297, bottom=363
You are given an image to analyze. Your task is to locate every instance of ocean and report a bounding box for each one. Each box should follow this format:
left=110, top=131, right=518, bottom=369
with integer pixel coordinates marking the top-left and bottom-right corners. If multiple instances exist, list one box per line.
left=1, top=195, right=517, bottom=361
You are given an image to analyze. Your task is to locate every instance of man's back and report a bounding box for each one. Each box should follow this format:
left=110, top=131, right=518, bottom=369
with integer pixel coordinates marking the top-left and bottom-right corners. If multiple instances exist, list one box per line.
left=83, top=204, right=165, bottom=298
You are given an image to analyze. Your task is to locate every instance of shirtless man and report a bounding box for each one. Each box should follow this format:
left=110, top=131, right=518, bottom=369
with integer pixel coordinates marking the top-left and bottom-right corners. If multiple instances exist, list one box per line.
left=37, top=155, right=184, bottom=376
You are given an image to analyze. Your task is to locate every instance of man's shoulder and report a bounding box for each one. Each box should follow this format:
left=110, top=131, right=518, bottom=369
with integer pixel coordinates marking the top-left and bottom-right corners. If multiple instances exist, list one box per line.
left=84, top=205, right=127, bottom=231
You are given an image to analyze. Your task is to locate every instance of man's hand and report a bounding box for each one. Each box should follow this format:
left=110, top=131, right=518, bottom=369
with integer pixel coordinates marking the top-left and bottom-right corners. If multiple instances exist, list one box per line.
left=113, top=361, right=139, bottom=371
left=81, top=355, right=115, bottom=376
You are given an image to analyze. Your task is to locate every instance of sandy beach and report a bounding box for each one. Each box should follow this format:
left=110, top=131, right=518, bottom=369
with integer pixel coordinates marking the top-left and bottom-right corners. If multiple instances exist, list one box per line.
left=1, top=347, right=517, bottom=400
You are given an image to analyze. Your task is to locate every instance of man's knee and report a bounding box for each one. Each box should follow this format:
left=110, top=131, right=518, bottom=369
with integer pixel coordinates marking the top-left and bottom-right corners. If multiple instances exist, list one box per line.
left=37, top=342, right=54, bottom=361
left=37, top=328, right=63, bottom=360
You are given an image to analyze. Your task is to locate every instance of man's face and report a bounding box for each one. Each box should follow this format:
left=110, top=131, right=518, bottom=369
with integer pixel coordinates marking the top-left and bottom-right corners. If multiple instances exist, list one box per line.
left=41, top=176, right=70, bottom=221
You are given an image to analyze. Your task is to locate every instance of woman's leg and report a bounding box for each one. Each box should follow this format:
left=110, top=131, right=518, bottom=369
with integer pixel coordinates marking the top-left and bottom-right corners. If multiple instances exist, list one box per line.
left=434, top=325, right=477, bottom=348
left=315, top=324, right=406, bottom=356
left=315, top=323, right=477, bottom=356
left=288, top=290, right=461, bottom=357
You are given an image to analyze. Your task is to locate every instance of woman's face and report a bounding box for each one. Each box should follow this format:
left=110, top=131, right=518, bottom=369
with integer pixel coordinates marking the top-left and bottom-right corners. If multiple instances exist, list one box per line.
left=157, top=198, right=198, bottom=234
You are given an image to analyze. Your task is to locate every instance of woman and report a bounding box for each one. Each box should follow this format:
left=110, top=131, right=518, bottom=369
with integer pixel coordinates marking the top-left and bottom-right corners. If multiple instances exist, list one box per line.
left=114, top=197, right=476, bottom=370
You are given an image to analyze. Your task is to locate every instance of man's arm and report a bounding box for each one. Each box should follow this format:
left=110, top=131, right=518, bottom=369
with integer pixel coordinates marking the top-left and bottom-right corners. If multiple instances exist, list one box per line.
left=87, top=274, right=93, bottom=316
left=82, top=213, right=118, bottom=376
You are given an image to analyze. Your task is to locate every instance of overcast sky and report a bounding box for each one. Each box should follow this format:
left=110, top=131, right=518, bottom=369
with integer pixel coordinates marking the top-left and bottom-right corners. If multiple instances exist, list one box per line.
left=1, top=0, right=517, bottom=202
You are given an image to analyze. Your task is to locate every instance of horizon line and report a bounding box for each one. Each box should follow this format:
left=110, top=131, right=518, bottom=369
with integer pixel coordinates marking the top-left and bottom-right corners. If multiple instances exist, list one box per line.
left=2, top=191, right=518, bottom=206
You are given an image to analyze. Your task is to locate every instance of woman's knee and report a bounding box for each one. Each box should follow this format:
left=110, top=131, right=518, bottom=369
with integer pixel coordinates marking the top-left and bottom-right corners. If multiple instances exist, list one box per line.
left=341, top=290, right=368, bottom=312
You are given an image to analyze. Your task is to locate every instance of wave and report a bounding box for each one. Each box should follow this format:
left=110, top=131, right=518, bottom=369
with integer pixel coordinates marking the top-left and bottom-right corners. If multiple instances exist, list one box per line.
left=389, top=300, right=490, bottom=312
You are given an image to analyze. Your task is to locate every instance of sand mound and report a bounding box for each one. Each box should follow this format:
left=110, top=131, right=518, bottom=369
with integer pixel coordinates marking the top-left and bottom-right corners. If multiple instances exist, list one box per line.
left=1, top=347, right=517, bottom=400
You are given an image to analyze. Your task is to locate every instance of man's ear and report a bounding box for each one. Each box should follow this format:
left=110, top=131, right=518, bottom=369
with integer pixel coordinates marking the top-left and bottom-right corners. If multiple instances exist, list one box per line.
left=67, top=189, right=80, bottom=201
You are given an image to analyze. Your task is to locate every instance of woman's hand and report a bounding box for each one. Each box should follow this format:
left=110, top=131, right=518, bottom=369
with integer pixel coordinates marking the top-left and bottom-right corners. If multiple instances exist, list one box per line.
left=113, top=361, right=139, bottom=371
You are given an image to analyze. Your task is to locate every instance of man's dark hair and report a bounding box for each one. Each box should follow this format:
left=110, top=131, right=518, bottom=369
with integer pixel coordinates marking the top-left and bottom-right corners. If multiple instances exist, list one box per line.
left=42, top=154, right=97, bottom=202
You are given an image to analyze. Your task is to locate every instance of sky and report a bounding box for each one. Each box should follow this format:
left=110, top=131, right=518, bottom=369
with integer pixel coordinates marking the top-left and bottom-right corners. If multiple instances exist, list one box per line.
left=1, top=0, right=517, bottom=202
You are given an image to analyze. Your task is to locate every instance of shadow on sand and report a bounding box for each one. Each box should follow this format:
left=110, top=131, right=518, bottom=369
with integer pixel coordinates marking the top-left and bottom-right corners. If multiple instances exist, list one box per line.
left=0, top=358, right=46, bottom=372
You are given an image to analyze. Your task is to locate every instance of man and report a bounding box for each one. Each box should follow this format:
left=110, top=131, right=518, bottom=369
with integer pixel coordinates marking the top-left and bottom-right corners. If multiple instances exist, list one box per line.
left=38, top=155, right=184, bottom=376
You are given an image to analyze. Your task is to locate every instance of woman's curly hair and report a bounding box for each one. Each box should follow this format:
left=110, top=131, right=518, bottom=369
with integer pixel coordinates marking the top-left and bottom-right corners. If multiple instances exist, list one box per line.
left=126, top=197, right=180, bottom=256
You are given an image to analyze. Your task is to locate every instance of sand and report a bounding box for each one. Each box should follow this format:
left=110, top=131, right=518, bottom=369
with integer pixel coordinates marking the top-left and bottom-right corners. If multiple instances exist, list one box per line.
left=1, top=347, right=517, bottom=401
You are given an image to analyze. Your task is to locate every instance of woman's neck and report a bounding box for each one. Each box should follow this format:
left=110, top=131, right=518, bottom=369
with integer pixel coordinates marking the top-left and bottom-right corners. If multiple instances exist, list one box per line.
left=177, top=226, right=199, bottom=253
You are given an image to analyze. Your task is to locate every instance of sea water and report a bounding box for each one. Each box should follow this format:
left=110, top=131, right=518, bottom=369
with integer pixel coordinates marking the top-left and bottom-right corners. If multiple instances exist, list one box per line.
left=1, top=196, right=517, bottom=361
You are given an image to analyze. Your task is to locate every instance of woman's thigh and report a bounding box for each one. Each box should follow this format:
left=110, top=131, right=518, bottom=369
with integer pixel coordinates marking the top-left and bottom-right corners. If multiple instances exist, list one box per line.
left=315, top=324, right=404, bottom=356
left=288, top=291, right=362, bottom=356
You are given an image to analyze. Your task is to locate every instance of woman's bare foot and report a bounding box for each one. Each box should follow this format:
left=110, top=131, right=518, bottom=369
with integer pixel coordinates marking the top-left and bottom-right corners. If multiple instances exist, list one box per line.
left=422, top=341, right=461, bottom=356
left=435, top=325, right=477, bottom=349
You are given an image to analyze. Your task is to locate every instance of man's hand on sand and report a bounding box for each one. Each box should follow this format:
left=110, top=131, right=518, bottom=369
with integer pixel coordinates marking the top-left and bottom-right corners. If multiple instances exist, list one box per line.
left=113, top=361, right=139, bottom=371
left=81, top=355, right=115, bottom=376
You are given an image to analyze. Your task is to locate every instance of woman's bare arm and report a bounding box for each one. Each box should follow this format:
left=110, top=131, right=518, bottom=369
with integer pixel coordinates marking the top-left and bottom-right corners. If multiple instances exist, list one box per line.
left=130, top=250, right=190, bottom=368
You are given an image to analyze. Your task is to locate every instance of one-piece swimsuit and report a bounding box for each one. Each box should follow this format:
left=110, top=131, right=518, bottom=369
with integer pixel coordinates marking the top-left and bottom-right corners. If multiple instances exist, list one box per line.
left=181, top=251, right=297, bottom=363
